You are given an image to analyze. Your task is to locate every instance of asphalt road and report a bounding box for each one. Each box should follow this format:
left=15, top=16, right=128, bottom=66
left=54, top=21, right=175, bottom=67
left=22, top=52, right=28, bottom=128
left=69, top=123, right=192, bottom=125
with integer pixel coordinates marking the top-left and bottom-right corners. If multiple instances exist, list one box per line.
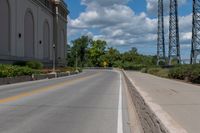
left=0, top=70, right=131, bottom=133
left=126, top=71, right=200, bottom=133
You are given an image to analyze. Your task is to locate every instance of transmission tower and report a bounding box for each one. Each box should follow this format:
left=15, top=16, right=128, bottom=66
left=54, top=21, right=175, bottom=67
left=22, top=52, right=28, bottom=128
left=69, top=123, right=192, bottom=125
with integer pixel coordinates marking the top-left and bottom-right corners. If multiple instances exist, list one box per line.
left=191, top=0, right=200, bottom=64
left=168, top=0, right=181, bottom=65
left=157, top=0, right=166, bottom=65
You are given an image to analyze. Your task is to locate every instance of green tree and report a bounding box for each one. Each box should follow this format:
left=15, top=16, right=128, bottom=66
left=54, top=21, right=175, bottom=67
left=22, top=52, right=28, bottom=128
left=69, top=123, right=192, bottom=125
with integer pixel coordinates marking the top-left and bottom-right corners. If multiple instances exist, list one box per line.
left=88, top=40, right=107, bottom=67
left=70, top=36, right=92, bottom=67
left=102, top=47, right=121, bottom=67
left=67, top=36, right=156, bottom=69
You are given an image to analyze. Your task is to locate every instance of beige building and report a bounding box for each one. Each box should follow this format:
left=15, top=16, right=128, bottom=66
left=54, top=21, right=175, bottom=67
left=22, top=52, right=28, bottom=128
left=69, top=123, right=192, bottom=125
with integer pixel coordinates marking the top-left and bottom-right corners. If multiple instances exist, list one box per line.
left=0, top=0, right=69, bottom=66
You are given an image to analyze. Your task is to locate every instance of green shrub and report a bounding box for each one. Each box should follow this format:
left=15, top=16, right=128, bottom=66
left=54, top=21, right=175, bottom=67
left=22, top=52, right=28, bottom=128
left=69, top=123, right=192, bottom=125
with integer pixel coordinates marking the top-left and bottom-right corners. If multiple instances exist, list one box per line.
left=187, top=65, right=200, bottom=83
left=122, top=62, right=146, bottom=70
left=147, top=67, right=162, bottom=74
left=13, top=61, right=43, bottom=69
left=0, top=64, right=38, bottom=78
left=141, top=68, right=148, bottom=73
left=188, top=69, right=200, bottom=83
left=26, top=61, right=43, bottom=69
left=147, top=67, right=169, bottom=78
left=113, top=60, right=123, bottom=68
left=143, top=64, right=200, bottom=84
left=168, top=65, right=192, bottom=80
left=156, top=69, right=169, bottom=78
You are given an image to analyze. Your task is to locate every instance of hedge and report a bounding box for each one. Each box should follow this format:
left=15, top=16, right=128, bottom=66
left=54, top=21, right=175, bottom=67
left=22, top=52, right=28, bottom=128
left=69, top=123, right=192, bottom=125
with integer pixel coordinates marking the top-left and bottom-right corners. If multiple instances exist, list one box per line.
left=145, top=64, right=200, bottom=84
left=13, top=61, right=43, bottom=69
left=147, top=67, right=169, bottom=78
left=122, top=62, right=147, bottom=70
left=0, top=64, right=38, bottom=78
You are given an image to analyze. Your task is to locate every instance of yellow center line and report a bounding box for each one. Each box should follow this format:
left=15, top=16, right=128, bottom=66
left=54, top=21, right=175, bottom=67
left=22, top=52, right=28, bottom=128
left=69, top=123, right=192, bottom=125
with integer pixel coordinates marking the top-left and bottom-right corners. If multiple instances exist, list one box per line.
left=0, top=72, right=101, bottom=104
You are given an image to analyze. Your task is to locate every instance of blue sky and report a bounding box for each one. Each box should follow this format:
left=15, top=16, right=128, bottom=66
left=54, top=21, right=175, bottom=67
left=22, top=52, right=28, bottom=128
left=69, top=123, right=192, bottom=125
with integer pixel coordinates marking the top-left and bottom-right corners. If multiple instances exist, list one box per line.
left=65, top=0, right=193, bottom=59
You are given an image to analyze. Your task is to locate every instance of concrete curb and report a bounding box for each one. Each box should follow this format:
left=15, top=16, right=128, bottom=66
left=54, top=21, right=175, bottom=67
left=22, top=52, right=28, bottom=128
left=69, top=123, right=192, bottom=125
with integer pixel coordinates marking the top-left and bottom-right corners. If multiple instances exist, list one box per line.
left=123, top=70, right=188, bottom=133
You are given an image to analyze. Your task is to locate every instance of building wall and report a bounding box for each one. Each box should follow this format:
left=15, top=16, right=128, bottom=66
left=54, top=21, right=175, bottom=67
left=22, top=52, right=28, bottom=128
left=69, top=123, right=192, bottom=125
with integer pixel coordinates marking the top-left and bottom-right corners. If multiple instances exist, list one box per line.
left=56, top=16, right=67, bottom=65
left=15, top=0, right=53, bottom=60
left=0, top=0, right=68, bottom=65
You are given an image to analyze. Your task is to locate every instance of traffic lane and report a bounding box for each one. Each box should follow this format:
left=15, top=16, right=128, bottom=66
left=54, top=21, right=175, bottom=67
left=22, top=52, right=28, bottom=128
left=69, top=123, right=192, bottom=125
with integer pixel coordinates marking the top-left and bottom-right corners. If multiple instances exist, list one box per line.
left=0, top=70, right=130, bottom=133
left=0, top=70, right=99, bottom=99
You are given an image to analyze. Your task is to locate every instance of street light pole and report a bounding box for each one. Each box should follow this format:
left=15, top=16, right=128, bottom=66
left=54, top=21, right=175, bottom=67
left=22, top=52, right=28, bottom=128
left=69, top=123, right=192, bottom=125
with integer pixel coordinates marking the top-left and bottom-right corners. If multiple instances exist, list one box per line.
left=53, top=44, right=56, bottom=73
left=75, top=51, right=78, bottom=71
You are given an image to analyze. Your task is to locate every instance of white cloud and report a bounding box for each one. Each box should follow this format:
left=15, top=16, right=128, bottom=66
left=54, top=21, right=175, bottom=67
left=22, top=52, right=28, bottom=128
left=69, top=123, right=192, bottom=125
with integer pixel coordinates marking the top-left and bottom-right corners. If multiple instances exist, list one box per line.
left=146, top=0, right=188, bottom=15
left=68, top=0, right=192, bottom=57
left=81, top=0, right=129, bottom=7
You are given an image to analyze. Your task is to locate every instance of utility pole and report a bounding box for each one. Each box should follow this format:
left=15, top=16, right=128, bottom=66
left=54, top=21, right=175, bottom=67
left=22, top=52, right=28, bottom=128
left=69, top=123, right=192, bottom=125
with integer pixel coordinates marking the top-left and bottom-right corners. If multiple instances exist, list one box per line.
left=191, top=0, right=200, bottom=64
left=169, top=0, right=181, bottom=65
left=157, top=0, right=166, bottom=65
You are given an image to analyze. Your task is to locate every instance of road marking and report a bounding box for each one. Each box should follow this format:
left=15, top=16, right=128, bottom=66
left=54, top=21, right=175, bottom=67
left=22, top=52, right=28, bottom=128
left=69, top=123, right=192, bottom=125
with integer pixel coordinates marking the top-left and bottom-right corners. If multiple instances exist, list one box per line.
left=0, top=73, right=101, bottom=104
left=117, top=72, right=123, bottom=133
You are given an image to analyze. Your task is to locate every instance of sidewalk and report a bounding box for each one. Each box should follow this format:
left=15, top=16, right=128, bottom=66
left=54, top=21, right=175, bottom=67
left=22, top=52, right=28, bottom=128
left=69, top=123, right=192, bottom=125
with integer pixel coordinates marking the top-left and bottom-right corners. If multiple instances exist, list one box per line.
left=125, top=71, right=200, bottom=133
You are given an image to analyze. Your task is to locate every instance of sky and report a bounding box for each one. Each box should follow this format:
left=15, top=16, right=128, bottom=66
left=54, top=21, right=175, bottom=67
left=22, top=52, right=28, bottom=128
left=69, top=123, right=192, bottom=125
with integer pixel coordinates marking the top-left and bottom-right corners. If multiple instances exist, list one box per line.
left=65, top=0, right=193, bottom=59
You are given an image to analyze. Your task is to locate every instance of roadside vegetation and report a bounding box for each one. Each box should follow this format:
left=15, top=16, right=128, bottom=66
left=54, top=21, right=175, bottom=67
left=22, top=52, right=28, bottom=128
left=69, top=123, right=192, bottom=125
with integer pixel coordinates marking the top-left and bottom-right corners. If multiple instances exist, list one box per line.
left=0, top=64, right=38, bottom=78
left=67, top=36, right=156, bottom=69
left=68, top=35, right=200, bottom=84
left=141, top=65, right=200, bottom=84
left=0, top=60, right=81, bottom=78
left=1, top=35, right=200, bottom=83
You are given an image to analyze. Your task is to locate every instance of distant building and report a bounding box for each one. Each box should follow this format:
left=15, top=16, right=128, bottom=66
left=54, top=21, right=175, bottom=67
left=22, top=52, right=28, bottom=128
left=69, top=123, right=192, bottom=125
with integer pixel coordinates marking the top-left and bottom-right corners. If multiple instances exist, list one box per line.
left=0, top=0, right=69, bottom=66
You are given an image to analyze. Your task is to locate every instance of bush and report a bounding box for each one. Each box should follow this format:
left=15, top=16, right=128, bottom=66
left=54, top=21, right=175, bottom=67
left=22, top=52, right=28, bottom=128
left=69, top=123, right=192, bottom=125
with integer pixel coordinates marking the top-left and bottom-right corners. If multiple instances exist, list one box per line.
left=156, top=69, right=169, bottom=78
left=113, top=60, right=123, bottom=68
left=122, top=62, right=146, bottom=70
left=168, top=65, right=192, bottom=80
left=26, top=61, right=43, bottom=69
left=147, top=67, right=169, bottom=78
left=147, top=67, right=161, bottom=74
left=141, top=68, right=148, bottom=73
left=0, top=64, right=38, bottom=78
left=145, top=64, right=200, bottom=84
left=189, top=69, right=200, bottom=83
left=168, top=64, right=200, bottom=83
left=13, top=61, right=43, bottom=69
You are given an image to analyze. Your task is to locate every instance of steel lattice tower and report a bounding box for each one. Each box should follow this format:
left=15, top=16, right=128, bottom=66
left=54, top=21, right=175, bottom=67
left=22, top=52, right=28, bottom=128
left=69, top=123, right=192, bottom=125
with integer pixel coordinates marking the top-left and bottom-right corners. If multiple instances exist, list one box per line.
left=191, top=0, right=200, bottom=64
left=157, top=0, right=166, bottom=65
left=169, top=0, right=181, bottom=65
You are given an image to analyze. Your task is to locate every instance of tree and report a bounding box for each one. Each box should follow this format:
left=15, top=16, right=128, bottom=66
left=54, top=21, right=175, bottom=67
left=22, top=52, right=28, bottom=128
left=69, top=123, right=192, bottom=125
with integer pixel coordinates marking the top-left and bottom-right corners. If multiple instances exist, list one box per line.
left=67, top=36, right=157, bottom=69
left=88, top=40, right=107, bottom=67
left=70, top=36, right=92, bottom=67
left=103, top=47, right=120, bottom=67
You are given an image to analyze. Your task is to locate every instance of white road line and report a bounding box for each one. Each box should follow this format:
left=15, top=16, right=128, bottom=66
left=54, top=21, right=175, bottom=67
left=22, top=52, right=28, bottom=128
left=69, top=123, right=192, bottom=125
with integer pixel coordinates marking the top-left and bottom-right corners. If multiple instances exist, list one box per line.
left=117, top=72, right=123, bottom=133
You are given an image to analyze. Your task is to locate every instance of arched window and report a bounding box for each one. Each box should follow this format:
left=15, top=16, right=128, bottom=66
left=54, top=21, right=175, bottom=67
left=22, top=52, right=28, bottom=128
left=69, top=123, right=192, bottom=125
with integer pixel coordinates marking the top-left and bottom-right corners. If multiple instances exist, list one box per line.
left=43, top=20, right=50, bottom=60
left=0, top=0, right=10, bottom=55
left=24, top=10, right=34, bottom=58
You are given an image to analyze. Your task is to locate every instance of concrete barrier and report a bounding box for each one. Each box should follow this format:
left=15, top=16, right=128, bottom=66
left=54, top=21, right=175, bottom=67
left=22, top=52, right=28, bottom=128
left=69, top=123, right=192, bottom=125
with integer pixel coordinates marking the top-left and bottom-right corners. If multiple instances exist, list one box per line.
left=123, top=71, right=187, bottom=133
left=0, top=72, right=81, bottom=86
left=57, top=72, right=70, bottom=77
left=33, top=74, right=56, bottom=80
left=0, top=76, right=32, bottom=85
